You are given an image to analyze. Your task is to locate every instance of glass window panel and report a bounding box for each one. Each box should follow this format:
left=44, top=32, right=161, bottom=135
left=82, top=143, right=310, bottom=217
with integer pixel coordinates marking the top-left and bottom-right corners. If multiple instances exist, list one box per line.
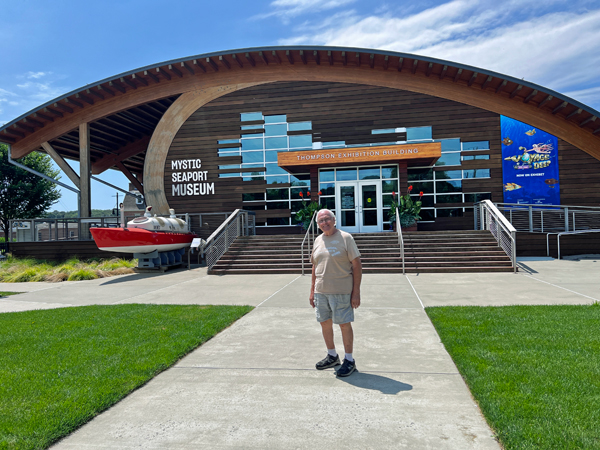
left=265, top=150, right=280, bottom=162
left=320, top=197, right=336, bottom=210
left=418, top=195, right=435, bottom=207
left=435, top=153, right=461, bottom=166
left=372, top=128, right=396, bottom=134
left=336, top=168, right=357, bottom=181
left=219, top=149, right=239, bottom=155
left=359, top=167, right=380, bottom=180
left=407, top=168, right=433, bottom=181
left=266, top=201, right=289, bottom=210
left=322, top=141, right=345, bottom=148
left=319, top=183, right=335, bottom=196
left=290, top=174, right=310, bottom=186
left=290, top=201, right=304, bottom=213
left=435, top=170, right=462, bottom=180
left=241, top=151, right=264, bottom=163
left=241, top=112, right=263, bottom=122
left=476, top=155, right=490, bottom=160
left=266, top=188, right=290, bottom=200
left=265, top=137, right=288, bottom=149
left=382, top=165, right=398, bottom=179
left=362, top=185, right=378, bottom=209
left=436, top=194, right=462, bottom=204
left=382, top=180, right=398, bottom=193
left=243, top=175, right=265, bottom=181
left=267, top=217, right=290, bottom=225
left=289, top=135, right=312, bottom=148
left=266, top=175, right=289, bottom=184
left=411, top=181, right=433, bottom=194
left=436, top=180, right=462, bottom=193
left=218, top=164, right=240, bottom=169
left=464, top=193, right=492, bottom=203
left=291, top=187, right=309, bottom=199
left=288, top=122, right=312, bottom=131
left=218, top=139, right=240, bottom=144
left=382, top=194, right=393, bottom=207
left=264, top=114, right=286, bottom=124
left=242, top=133, right=264, bottom=138
left=440, top=139, right=461, bottom=152
left=241, top=138, right=263, bottom=150
left=242, top=204, right=265, bottom=211
left=218, top=173, right=240, bottom=178
left=241, top=125, right=263, bottom=130
left=265, top=163, right=288, bottom=175
left=463, top=169, right=491, bottom=178
left=319, top=169, right=334, bottom=182
left=436, top=208, right=464, bottom=217
left=462, top=154, right=491, bottom=161
left=407, top=126, right=432, bottom=141
left=341, top=210, right=356, bottom=227
left=363, top=210, right=378, bottom=226
left=463, top=141, right=490, bottom=151
left=243, top=193, right=264, bottom=201
left=419, top=209, right=435, bottom=221
left=265, top=124, right=287, bottom=136
left=339, top=186, right=356, bottom=209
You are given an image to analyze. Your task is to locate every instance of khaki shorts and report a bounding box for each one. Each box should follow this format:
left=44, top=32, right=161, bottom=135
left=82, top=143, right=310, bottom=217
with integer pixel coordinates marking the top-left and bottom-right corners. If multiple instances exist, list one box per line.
left=314, top=293, right=354, bottom=324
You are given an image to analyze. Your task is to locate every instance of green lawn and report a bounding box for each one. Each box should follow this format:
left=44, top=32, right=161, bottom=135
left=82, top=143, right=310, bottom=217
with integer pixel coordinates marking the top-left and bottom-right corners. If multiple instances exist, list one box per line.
left=0, top=304, right=253, bottom=450
left=0, top=292, right=21, bottom=297
left=426, top=304, right=600, bottom=450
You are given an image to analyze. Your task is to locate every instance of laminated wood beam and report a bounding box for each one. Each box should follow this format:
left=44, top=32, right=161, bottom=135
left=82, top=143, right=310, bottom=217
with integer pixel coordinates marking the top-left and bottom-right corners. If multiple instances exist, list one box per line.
left=44, top=107, right=63, bottom=117
left=412, top=59, right=419, bottom=74
left=271, top=50, right=281, bottom=64
left=468, top=72, right=478, bottom=87
left=258, top=52, right=268, bottom=65
left=439, top=65, right=447, bottom=80
left=245, top=53, right=256, bottom=67
left=538, top=95, right=553, bottom=108
left=566, top=108, right=582, bottom=119
left=579, top=116, right=596, bottom=127
left=115, top=161, right=144, bottom=195
left=144, top=70, right=160, bottom=83
left=80, top=122, right=91, bottom=218
left=41, top=141, right=80, bottom=188
left=510, top=84, right=522, bottom=98
left=7, top=127, right=25, bottom=138
left=23, top=117, right=43, bottom=128
left=397, top=57, right=403, bottom=72
left=341, top=51, right=347, bottom=66
left=132, top=74, right=148, bottom=86
left=426, top=62, right=433, bottom=77
left=286, top=50, right=294, bottom=64
left=219, top=55, right=231, bottom=69
left=168, top=64, right=183, bottom=77
left=15, top=122, right=34, bottom=133
left=65, top=97, right=83, bottom=108
left=369, top=54, right=375, bottom=69
left=121, top=77, right=137, bottom=90
left=356, top=53, right=361, bottom=67
left=87, top=88, right=104, bottom=100
left=328, top=51, right=334, bottom=66
left=181, top=62, right=194, bottom=75
left=314, top=50, right=320, bottom=65
left=99, top=85, right=115, bottom=96
left=76, top=93, right=94, bottom=104
left=193, top=60, right=207, bottom=73
left=34, top=112, right=54, bottom=123
left=108, top=81, right=126, bottom=93
left=552, top=101, right=567, bottom=114
left=206, top=58, right=218, bottom=72
left=523, top=89, right=538, bottom=104
left=383, top=55, right=389, bottom=70
left=481, top=75, right=493, bottom=90
left=453, top=68, right=463, bottom=82
left=300, top=50, right=307, bottom=65
left=495, top=80, right=507, bottom=94
left=232, top=54, right=243, bottom=68
left=92, top=135, right=151, bottom=174
left=1, top=131, right=16, bottom=142
left=156, top=67, right=171, bottom=80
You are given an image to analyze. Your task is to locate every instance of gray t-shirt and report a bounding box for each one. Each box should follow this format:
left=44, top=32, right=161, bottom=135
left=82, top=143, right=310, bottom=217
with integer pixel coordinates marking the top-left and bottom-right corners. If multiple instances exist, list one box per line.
left=311, top=229, right=361, bottom=294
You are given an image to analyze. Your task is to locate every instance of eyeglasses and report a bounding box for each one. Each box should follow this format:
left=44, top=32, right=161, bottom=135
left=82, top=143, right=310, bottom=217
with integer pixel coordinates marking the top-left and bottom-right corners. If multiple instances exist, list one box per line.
left=317, top=217, right=333, bottom=224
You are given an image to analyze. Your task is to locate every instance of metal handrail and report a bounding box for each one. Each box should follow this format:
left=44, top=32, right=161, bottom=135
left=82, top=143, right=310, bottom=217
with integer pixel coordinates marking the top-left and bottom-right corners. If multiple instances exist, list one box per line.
left=301, top=210, right=319, bottom=275
left=545, top=229, right=600, bottom=259
left=396, top=209, right=405, bottom=275
left=476, top=200, right=517, bottom=273
left=201, top=209, right=255, bottom=270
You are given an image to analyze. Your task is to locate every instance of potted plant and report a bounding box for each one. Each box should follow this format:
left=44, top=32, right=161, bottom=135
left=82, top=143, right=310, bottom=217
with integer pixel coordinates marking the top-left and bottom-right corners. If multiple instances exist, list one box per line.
left=295, top=191, right=322, bottom=231
left=388, top=186, right=423, bottom=231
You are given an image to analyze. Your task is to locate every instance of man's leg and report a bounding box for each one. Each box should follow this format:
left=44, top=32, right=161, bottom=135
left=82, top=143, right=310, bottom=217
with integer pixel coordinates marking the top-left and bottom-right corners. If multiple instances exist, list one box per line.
left=339, top=322, right=353, bottom=355
left=320, top=319, right=335, bottom=350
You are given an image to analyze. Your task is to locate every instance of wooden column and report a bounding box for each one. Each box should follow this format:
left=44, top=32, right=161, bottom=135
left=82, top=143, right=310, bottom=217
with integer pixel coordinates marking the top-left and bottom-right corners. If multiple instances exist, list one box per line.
left=79, top=123, right=91, bottom=218
left=397, top=162, right=408, bottom=195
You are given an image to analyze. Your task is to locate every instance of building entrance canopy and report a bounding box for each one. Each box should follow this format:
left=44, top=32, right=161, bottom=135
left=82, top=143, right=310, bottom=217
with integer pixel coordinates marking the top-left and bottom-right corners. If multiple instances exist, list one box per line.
left=277, top=142, right=441, bottom=173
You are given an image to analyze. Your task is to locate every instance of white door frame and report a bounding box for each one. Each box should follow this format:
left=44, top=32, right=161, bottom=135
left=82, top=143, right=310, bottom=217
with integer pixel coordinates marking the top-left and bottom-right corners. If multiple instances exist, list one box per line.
left=335, top=180, right=383, bottom=233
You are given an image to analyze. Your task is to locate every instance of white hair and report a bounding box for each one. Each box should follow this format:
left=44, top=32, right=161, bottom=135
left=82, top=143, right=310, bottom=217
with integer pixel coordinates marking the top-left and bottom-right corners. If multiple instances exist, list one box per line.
left=316, top=208, right=336, bottom=225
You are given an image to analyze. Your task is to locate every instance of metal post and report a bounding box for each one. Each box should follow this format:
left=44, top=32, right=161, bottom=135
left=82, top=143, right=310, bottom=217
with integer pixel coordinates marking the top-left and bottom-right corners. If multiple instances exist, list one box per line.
left=564, top=207, right=569, bottom=232
left=541, top=210, right=544, bottom=233
left=573, top=212, right=576, bottom=231
left=528, top=205, right=533, bottom=232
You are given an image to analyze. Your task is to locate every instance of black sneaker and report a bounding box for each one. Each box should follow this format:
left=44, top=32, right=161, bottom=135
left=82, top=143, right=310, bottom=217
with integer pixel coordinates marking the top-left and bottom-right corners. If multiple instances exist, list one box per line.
left=316, top=354, right=340, bottom=370
left=336, top=358, right=356, bottom=377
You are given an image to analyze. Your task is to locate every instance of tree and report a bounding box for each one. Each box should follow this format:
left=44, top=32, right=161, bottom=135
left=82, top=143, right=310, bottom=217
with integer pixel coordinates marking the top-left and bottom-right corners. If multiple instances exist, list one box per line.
left=0, top=143, right=61, bottom=239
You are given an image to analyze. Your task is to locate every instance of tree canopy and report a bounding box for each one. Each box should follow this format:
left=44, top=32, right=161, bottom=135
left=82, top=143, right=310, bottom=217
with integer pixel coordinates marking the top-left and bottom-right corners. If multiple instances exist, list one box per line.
left=0, top=143, right=61, bottom=237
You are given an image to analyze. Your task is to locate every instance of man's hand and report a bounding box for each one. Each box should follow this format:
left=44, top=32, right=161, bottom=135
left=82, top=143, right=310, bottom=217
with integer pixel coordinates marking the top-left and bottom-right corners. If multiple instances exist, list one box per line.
left=351, top=291, right=361, bottom=309
left=309, top=292, right=315, bottom=308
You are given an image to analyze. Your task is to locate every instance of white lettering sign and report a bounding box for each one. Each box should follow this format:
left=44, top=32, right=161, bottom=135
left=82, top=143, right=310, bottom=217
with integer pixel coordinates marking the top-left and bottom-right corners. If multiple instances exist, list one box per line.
left=170, top=159, right=215, bottom=197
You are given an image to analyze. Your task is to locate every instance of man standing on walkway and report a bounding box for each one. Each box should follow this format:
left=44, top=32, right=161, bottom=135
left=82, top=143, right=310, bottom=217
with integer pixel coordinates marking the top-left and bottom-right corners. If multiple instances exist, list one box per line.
left=310, top=208, right=362, bottom=377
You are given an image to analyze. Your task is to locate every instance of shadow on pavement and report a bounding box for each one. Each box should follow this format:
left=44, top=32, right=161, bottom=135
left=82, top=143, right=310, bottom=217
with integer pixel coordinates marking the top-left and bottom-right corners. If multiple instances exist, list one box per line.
left=336, top=371, right=413, bottom=395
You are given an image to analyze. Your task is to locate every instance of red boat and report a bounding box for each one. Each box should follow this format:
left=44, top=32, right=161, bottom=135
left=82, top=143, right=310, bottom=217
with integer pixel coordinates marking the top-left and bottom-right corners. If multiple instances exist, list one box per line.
left=90, top=207, right=196, bottom=254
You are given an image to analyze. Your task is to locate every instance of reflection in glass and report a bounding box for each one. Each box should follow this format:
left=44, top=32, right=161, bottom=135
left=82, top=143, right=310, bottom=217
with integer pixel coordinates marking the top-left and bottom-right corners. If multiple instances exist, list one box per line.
left=436, top=180, right=462, bottom=193
left=320, top=197, right=335, bottom=209
left=264, top=115, right=287, bottom=124
left=265, top=124, right=287, bottom=136
left=290, top=174, right=310, bottom=186
left=462, top=141, right=490, bottom=151
left=435, top=170, right=462, bottom=180
left=340, top=186, right=355, bottom=209
left=382, top=165, right=398, bottom=179
left=267, top=201, right=289, bottom=210
left=267, top=188, right=290, bottom=200
left=241, top=139, right=263, bottom=150
left=420, top=209, right=435, bottom=221
left=320, top=183, right=335, bottom=195
left=337, top=169, right=357, bottom=181
left=266, top=164, right=288, bottom=175
left=241, top=112, right=263, bottom=122
left=289, top=122, right=312, bottom=131
left=266, top=175, right=289, bottom=184
left=440, top=139, right=461, bottom=152
left=320, top=169, right=334, bottom=182
left=363, top=210, right=377, bottom=226
left=289, top=135, right=312, bottom=148
left=435, top=153, right=461, bottom=166
left=341, top=210, right=356, bottom=227
left=436, top=208, right=464, bottom=217
left=407, top=168, right=433, bottom=181
left=242, top=152, right=264, bottom=163
left=362, top=185, right=377, bottom=209
left=418, top=195, right=435, bottom=207
left=411, top=181, right=434, bottom=194
left=382, top=180, right=398, bottom=193
left=436, top=194, right=462, bottom=204
left=243, top=193, right=264, bottom=201
left=359, top=168, right=380, bottom=180
left=265, top=137, right=288, bottom=149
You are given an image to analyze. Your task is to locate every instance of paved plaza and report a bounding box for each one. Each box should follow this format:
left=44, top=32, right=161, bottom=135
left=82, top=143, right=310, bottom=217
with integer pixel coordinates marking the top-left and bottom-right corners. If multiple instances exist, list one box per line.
left=1, top=257, right=598, bottom=449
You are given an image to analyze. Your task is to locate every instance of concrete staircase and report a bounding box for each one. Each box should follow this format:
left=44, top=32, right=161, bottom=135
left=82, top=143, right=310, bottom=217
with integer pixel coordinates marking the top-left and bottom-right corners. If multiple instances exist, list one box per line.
left=208, top=230, right=515, bottom=275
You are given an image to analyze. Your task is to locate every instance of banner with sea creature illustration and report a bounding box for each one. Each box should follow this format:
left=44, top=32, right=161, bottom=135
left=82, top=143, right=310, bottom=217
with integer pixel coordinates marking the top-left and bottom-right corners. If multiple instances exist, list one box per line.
left=501, top=116, right=560, bottom=205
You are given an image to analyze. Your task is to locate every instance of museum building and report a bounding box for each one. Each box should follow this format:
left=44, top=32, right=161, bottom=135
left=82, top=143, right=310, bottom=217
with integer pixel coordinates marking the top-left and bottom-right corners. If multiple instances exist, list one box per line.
left=1, top=46, right=600, bottom=238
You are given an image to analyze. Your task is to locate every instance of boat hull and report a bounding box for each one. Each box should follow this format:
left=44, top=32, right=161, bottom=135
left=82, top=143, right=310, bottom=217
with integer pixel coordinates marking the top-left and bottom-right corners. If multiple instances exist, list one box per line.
left=90, top=227, right=195, bottom=254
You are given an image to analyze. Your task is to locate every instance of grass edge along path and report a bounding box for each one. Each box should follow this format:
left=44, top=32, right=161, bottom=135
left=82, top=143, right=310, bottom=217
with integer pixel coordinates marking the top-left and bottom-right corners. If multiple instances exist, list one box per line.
left=0, top=304, right=253, bottom=450
left=426, top=304, right=600, bottom=450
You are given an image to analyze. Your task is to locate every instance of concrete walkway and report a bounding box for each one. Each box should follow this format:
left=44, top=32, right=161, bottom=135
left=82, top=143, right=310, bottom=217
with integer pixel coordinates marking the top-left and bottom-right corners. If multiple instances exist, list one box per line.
left=1, top=257, right=598, bottom=449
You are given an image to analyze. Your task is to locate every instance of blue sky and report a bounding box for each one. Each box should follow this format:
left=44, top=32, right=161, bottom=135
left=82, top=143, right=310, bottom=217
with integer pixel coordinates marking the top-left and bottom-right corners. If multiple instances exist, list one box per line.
left=2, top=0, right=599, bottom=212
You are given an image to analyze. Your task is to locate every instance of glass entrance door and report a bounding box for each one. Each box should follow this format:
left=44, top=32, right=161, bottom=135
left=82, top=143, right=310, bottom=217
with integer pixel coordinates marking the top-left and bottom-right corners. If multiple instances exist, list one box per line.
left=336, top=181, right=382, bottom=233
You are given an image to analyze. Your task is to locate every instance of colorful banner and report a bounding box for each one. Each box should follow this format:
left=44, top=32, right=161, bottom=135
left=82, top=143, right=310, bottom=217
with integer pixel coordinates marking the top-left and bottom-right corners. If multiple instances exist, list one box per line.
left=501, top=116, right=560, bottom=205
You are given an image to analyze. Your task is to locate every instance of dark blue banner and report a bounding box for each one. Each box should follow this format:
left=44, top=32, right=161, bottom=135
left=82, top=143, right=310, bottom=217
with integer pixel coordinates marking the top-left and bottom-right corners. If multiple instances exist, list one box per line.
left=501, top=116, right=560, bottom=205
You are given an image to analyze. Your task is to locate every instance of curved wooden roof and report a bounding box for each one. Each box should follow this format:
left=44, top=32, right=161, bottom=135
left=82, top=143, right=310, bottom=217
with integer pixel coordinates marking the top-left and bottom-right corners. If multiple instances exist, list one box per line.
left=2, top=46, right=599, bottom=173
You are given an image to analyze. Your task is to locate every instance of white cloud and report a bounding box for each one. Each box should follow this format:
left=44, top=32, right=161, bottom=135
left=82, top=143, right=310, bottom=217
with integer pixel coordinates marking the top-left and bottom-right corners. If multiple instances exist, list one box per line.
left=273, top=0, right=600, bottom=110
left=255, top=0, right=356, bottom=22
left=26, top=71, right=50, bottom=79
